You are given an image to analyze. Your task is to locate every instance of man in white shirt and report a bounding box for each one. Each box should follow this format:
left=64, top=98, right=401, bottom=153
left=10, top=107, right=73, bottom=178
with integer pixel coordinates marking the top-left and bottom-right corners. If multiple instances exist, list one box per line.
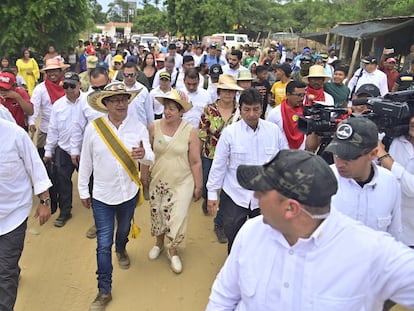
left=182, top=69, right=211, bottom=128
left=348, top=55, right=388, bottom=98
left=149, top=71, right=172, bottom=119
left=222, top=50, right=247, bottom=78
left=44, top=72, right=85, bottom=228
left=122, top=62, right=154, bottom=127
left=207, top=87, right=288, bottom=253
left=207, top=149, right=414, bottom=311
left=0, top=119, right=52, bottom=311
left=166, top=43, right=183, bottom=69
left=174, top=55, right=205, bottom=91
left=78, top=82, right=154, bottom=311
left=325, top=117, right=402, bottom=239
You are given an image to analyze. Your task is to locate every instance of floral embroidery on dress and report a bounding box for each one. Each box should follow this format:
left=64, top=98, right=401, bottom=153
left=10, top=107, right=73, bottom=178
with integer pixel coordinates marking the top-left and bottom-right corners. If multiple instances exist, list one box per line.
left=150, top=180, right=174, bottom=236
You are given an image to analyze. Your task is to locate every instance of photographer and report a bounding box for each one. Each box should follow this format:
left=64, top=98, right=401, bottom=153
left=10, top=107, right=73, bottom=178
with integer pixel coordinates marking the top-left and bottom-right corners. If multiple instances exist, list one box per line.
left=325, top=117, right=402, bottom=240
left=378, top=115, right=414, bottom=248
left=351, top=83, right=380, bottom=115
left=392, top=59, right=414, bottom=92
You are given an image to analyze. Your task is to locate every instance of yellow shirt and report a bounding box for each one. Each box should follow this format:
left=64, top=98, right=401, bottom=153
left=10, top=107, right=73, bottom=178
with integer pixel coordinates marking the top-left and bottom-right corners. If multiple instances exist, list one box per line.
left=271, top=80, right=290, bottom=106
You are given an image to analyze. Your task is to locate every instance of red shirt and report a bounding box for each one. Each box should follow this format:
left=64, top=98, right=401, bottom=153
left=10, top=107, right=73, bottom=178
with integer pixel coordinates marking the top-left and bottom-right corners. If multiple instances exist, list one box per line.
left=381, top=68, right=399, bottom=92
left=1, top=87, right=31, bottom=128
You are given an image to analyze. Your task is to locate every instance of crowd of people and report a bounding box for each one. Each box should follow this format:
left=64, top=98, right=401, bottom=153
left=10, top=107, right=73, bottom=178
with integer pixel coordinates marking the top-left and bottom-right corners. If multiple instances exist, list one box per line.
left=0, top=37, right=414, bottom=311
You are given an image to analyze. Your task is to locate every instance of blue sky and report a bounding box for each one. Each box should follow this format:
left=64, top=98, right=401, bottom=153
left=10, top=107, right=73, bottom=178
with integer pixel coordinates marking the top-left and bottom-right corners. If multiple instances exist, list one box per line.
left=98, top=0, right=111, bottom=12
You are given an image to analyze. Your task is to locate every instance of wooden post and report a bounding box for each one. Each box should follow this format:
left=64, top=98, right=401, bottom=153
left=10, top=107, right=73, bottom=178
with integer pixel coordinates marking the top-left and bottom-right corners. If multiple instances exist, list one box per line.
left=339, top=36, right=345, bottom=59
left=346, top=39, right=361, bottom=85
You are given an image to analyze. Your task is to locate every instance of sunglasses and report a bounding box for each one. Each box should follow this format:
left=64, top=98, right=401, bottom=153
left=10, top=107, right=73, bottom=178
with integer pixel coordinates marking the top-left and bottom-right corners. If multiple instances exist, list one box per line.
left=63, top=83, right=77, bottom=89
left=123, top=73, right=136, bottom=78
left=91, top=85, right=106, bottom=91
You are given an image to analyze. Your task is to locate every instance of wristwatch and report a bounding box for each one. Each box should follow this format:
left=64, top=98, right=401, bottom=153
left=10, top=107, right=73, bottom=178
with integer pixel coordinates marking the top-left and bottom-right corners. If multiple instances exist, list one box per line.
left=40, top=198, right=51, bottom=206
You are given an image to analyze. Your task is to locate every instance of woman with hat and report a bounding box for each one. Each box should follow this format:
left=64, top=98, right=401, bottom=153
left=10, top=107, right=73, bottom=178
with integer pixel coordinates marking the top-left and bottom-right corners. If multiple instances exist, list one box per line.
left=147, top=89, right=202, bottom=274
left=199, top=74, right=243, bottom=243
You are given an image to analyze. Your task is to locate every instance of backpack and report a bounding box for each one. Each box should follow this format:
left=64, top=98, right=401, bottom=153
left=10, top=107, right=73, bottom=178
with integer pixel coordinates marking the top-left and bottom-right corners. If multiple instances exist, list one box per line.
left=202, top=54, right=220, bottom=65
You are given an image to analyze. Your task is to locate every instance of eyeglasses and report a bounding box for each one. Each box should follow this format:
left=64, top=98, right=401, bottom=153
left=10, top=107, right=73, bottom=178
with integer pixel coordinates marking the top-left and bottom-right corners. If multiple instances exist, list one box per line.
left=291, top=93, right=306, bottom=97
left=106, top=97, right=129, bottom=104
left=63, top=83, right=76, bottom=89
left=123, top=73, right=136, bottom=78
left=91, top=85, right=106, bottom=91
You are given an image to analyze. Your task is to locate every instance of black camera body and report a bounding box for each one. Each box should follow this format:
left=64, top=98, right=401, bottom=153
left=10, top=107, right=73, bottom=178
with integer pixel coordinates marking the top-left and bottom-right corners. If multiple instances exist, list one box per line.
left=298, top=102, right=350, bottom=137
left=357, top=90, right=414, bottom=138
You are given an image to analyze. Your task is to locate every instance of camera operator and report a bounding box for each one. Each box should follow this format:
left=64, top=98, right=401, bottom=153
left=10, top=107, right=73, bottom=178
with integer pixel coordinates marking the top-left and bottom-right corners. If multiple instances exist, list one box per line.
left=325, top=117, right=402, bottom=240
left=351, top=83, right=381, bottom=115
left=267, top=80, right=307, bottom=149
left=392, top=59, right=414, bottom=92
left=377, top=115, right=414, bottom=248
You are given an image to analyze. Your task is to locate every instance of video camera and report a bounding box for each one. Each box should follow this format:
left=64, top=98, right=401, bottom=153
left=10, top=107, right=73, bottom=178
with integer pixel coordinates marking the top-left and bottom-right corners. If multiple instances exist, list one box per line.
left=298, top=102, right=351, bottom=137
left=352, top=90, right=414, bottom=138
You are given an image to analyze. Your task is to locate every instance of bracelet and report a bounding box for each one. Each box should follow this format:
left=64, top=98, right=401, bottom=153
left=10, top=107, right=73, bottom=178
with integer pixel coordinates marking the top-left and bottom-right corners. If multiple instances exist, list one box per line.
left=378, top=154, right=391, bottom=162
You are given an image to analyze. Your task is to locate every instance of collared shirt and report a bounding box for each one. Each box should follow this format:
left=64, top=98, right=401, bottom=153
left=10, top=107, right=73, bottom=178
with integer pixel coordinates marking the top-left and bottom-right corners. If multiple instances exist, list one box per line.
left=389, top=136, right=414, bottom=246
left=222, top=65, right=248, bottom=78
left=0, top=104, right=15, bottom=123
left=45, top=92, right=86, bottom=157
left=207, top=119, right=288, bottom=208
left=28, top=82, right=53, bottom=133
left=0, top=119, right=52, bottom=234
left=175, top=72, right=205, bottom=92
left=207, top=209, right=414, bottom=311
left=331, top=163, right=402, bottom=239
left=348, top=68, right=389, bottom=97
left=70, top=88, right=103, bottom=156
left=78, top=114, right=154, bottom=205
left=266, top=104, right=306, bottom=150
left=149, top=86, right=171, bottom=115
left=125, top=81, right=154, bottom=127
left=182, top=87, right=211, bottom=128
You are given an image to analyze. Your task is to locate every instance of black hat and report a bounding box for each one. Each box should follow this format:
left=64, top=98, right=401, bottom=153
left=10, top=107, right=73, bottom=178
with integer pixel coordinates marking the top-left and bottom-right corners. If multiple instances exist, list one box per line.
left=63, top=72, right=80, bottom=84
left=237, top=150, right=337, bottom=207
left=209, top=64, right=223, bottom=76
left=325, top=117, right=378, bottom=161
left=361, top=55, right=377, bottom=64
left=355, top=83, right=380, bottom=97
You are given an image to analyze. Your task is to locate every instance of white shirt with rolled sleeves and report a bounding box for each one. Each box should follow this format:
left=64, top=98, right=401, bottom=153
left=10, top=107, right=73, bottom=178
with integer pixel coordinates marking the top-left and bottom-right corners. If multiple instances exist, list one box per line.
left=78, top=114, right=154, bottom=205
left=28, top=82, right=53, bottom=133
left=266, top=105, right=306, bottom=150
left=70, top=88, right=104, bottom=156
left=206, top=209, right=414, bottom=311
left=125, top=81, right=154, bottom=127
left=389, top=136, right=414, bottom=246
left=207, top=119, right=288, bottom=209
left=44, top=92, right=86, bottom=157
left=0, top=119, right=52, bottom=235
left=347, top=68, right=389, bottom=97
left=182, top=87, right=211, bottom=128
left=330, top=163, right=402, bottom=239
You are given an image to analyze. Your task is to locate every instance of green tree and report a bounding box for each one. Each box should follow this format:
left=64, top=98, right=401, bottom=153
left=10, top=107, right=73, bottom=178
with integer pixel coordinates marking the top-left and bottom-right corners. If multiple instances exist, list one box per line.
left=89, top=0, right=108, bottom=24
left=0, top=0, right=91, bottom=58
left=132, top=4, right=168, bottom=34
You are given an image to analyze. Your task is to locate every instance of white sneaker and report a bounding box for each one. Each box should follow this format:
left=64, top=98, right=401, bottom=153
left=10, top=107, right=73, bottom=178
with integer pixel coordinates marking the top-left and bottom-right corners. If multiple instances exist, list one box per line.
left=167, top=248, right=182, bottom=274
left=148, top=246, right=163, bottom=260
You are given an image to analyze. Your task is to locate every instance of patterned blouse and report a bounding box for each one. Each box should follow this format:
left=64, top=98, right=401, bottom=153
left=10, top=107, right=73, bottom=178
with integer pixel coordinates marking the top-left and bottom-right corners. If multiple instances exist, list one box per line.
left=198, top=100, right=239, bottom=159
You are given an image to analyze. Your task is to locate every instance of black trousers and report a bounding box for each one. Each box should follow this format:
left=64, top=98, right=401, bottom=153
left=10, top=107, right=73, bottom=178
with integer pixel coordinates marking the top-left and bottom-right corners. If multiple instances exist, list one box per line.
left=55, top=146, right=76, bottom=216
left=220, top=190, right=261, bottom=254
left=0, top=219, right=27, bottom=311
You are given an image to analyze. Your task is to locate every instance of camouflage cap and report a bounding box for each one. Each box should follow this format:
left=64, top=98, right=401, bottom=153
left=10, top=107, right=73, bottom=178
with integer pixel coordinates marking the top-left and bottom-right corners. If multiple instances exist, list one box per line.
left=325, top=117, right=378, bottom=161
left=237, top=150, right=337, bottom=207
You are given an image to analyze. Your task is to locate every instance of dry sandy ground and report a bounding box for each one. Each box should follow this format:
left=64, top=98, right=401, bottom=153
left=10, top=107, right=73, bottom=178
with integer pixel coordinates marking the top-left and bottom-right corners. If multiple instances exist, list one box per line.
left=14, top=173, right=228, bottom=311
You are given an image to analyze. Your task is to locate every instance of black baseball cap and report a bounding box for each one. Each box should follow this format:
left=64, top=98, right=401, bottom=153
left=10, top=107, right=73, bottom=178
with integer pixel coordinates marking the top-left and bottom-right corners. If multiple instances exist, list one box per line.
left=237, top=150, right=337, bottom=207
left=209, top=64, right=223, bottom=76
left=355, top=83, right=380, bottom=97
left=325, top=117, right=378, bottom=161
left=63, top=72, right=80, bottom=85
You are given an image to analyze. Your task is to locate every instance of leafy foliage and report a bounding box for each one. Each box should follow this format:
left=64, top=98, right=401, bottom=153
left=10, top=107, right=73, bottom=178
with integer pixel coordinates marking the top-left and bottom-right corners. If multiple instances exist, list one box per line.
left=0, top=0, right=91, bottom=58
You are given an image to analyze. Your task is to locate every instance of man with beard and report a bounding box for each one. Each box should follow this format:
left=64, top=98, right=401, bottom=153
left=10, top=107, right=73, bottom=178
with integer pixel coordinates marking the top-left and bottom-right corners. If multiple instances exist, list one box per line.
left=222, top=50, right=247, bottom=78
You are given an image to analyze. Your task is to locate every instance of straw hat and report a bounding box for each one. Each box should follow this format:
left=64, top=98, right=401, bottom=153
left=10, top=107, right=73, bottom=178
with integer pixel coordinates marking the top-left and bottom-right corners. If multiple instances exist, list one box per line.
left=214, top=74, right=244, bottom=91
left=237, top=70, right=253, bottom=81
left=155, top=89, right=193, bottom=112
left=302, top=65, right=331, bottom=84
left=87, top=82, right=141, bottom=113
left=40, top=58, right=70, bottom=72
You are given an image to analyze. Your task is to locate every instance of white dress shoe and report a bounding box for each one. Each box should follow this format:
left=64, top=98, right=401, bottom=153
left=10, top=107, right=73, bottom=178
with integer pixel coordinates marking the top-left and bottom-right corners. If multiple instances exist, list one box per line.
left=167, top=248, right=182, bottom=274
left=148, top=245, right=164, bottom=260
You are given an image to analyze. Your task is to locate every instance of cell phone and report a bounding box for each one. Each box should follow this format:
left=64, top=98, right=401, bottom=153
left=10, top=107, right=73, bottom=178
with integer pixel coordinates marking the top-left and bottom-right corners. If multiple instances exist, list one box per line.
left=384, top=48, right=394, bottom=55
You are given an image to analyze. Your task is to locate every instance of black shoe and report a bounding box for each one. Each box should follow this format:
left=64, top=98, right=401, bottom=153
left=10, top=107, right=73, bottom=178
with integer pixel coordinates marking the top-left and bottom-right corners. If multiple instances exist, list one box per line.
left=214, top=225, right=228, bottom=244
left=202, top=199, right=208, bottom=216
left=116, top=250, right=130, bottom=269
left=89, top=293, right=112, bottom=311
left=54, top=213, right=72, bottom=227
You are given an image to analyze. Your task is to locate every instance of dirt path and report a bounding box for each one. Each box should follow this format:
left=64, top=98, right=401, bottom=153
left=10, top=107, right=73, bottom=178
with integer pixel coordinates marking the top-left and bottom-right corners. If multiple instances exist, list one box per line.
left=15, top=173, right=227, bottom=311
